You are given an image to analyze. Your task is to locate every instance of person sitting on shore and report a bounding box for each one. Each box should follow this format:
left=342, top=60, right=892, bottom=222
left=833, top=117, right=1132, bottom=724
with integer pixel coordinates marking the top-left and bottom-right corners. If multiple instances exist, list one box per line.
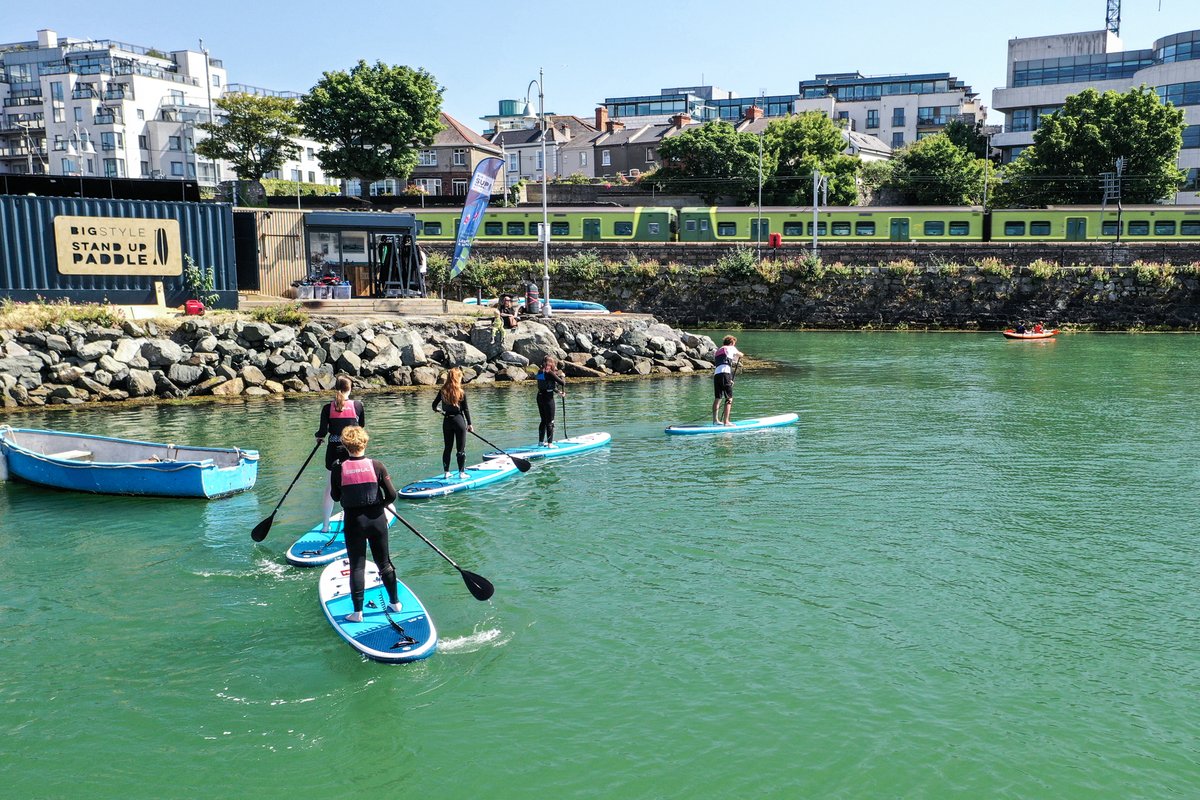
left=497, top=294, right=519, bottom=330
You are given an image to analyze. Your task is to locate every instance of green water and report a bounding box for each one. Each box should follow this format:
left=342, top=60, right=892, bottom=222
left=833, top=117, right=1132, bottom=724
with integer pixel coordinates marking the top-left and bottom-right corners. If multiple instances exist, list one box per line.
left=2, top=332, right=1198, bottom=799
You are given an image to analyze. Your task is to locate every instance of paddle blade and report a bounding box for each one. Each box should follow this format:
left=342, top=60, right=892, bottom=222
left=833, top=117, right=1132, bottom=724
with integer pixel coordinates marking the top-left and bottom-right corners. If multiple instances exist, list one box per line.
left=461, top=569, right=495, bottom=601
left=512, top=456, right=532, bottom=473
left=250, top=513, right=275, bottom=542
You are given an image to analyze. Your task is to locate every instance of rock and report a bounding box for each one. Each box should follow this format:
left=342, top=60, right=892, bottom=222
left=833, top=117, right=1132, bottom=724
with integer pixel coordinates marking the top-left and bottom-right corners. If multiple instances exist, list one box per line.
left=621, top=329, right=649, bottom=350
left=97, top=354, right=123, bottom=375
left=411, top=366, right=440, bottom=386
left=510, top=321, right=565, bottom=364
left=49, top=364, right=85, bottom=384
left=561, top=361, right=605, bottom=378
left=610, top=355, right=635, bottom=373
left=361, top=335, right=392, bottom=362
left=265, top=327, right=296, bottom=347
left=4, top=341, right=30, bottom=358
left=441, top=340, right=488, bottom=367
left=193, top=376, right=227, bottom=395
left=153, top=371, right=182, bottom=397
left=91, top=370, right=114, bottom=386
left=368, top=347, right=403, bottom=373
left=385, top=367, right=412, bottom=386
left=141, top=339, right=184, bottom=367
left=471, top=370, right=496, bottom=384
left=575, top=332, right=594, bottom=352
left=193, top=334, right=219, bottom=353
left=497, top=350, right=529, bottom=367
left=616, top=344, right=638, bottom=357
left=99, top=388, right=129, bottom=402
left=566, top=352, right=591, bottom=365
left=497, top=366, right=529, bottom=382
left=281, top=378, right=306, bottom=392
left=48, top=384, right=80, bottom=400
left=239, top=322, right=273, bottom=343
left=125, top=369, right=157, bottom=397
left=168, top=363, right=204, bottom=386
left=469, top=323, right=506, bottom=358
left=211, top=377, right=245, bottom=396
left=244, top=386, right=271, bottom=397
left=336, top=350, right=362, bottom=376
left=646, top=323, right=682, bottom=342
left=112, top=338, right=142, bottom=364
left=121, top=320, right=146, bottom=337
left=632, top=358, right=653, bottom=375
left=263, top=380, right=285, bottom=394
left=240, top=365, right=267, bottom=386
left=44, top=334, right=72, bottom=353
left=78, top=375, right=108, bottom=394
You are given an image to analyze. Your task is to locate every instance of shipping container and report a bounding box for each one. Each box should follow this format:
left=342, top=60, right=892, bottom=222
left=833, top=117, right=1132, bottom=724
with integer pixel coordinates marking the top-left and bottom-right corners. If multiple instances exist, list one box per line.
left=233, top=208, right=307, bottom=297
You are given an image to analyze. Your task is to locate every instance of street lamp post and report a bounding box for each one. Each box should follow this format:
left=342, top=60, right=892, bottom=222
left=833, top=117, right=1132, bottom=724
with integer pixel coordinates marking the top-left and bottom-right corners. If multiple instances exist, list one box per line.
left=65, top=124, right=95, bottom=174
left=524, top=68, right=551, bottom=318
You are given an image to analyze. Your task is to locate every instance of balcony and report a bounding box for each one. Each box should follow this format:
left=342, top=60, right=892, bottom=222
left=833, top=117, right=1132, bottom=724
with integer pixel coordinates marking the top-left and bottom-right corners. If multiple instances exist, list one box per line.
left=72, top=86, right=98, bottom=100
left=103, top=87, right=129, bottom=101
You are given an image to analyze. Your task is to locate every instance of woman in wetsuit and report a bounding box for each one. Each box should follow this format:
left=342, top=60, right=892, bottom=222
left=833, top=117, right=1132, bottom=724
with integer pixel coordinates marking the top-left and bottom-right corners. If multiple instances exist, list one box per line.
left=328, top=425, right=401, bottom=623
left=432, top=368, right=473, bottom=479
left=315, top=376, right=364, bottom=532
left=536, top=355, right=566, bottom=447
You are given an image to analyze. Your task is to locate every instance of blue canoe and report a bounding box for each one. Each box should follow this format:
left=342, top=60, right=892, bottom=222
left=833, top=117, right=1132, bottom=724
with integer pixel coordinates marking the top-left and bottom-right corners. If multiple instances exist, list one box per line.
left=286, top=507, right=398, bottom=568
left=0, top=427, right=258, bottom=498
left=319, top=558, right=437, bottom=663
left=665, top=413, right=800, bottom=436
left=399, top=456, right=520, bottom=499
left=483, top=431, right=612, bottom=461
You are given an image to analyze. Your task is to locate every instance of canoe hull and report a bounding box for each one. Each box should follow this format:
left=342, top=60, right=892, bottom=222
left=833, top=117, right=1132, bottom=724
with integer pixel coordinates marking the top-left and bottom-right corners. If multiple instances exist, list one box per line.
left=1002, top=330, right=1059, bottom=340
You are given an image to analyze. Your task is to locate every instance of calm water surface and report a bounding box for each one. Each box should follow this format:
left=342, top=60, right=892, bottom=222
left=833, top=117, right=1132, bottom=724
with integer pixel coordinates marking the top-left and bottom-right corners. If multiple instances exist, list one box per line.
left=2, top=331, right=1197, bottom=798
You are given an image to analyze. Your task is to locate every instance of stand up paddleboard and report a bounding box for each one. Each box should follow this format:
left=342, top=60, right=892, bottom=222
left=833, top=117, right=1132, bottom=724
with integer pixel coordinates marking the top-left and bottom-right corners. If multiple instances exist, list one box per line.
left=319, top=558, right=437, bottom=663
left=286, top=508, right=397, bottom=568
left=399, top=456, right=520, bottom=499
left=665, top=412, right=799, bottom=435
left=483, top=432, right=612, bottom=461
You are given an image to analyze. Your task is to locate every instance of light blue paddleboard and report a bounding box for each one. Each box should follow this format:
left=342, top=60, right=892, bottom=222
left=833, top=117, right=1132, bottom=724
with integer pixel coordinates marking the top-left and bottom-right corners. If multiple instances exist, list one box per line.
left=320, top=558, right=436, bottom=663
left=286, top=508, right=397, bottom=568
left=399, top=456, right=520, bottom=499
left=483, top=431, right=612, bottom=461
left=665, top=412, right=799, bottom=436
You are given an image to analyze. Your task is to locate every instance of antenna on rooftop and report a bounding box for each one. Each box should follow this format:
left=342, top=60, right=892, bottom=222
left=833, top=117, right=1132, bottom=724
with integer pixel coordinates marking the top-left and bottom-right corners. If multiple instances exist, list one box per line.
left=1106, top=0, right=1120, bottom=36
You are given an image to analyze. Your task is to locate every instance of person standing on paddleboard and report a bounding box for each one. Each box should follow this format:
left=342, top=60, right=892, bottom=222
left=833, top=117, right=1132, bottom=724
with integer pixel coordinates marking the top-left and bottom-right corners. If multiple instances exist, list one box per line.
left=433, top=368, right=473, bottom=479
left=315, top=376, right=364, bottom=533
left=712, top=335, right=742, bottom=426
left=328, top=425, right=402, bottom=623
left=536, top=355, right=566, bottom=447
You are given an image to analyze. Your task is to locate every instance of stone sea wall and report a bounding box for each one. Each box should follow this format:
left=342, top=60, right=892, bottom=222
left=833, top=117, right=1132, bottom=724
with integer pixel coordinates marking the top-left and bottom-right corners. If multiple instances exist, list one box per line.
left=0, top=315, right=719, bottom=410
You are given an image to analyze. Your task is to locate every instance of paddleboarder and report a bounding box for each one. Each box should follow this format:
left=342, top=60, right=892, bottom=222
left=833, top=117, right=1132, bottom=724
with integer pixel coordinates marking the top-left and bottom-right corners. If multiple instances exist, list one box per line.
left=432, top=368, right=473, bottom=479
left=712, top=336, right=742, bottom=426
left=315, top=376, right=364, bottom=533
left=328, top=425, right=402, bottom=623
left=536, top=355, right=566, bottom=447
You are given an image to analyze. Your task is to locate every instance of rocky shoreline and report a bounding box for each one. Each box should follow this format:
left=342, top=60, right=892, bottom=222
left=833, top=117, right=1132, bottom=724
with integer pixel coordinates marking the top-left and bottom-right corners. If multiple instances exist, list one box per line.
left=0, top=315, right=720, bottom=410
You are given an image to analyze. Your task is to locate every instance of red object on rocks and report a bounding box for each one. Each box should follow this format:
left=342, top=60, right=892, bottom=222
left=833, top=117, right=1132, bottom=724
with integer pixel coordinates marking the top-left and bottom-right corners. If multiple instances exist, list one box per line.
left=184, top=299, right=206, bottom=315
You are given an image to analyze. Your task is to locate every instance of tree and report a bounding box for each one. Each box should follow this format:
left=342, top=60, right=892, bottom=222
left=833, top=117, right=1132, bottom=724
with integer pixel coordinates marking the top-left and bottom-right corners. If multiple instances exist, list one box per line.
left=652, top=121, right=762, bottom=204
left=942, top=118, right=991, bottom=160
left=296, top=60, right=444, bottom=189
left=195, top=93, right=302, bottom=181
left=887, top=133, right=993, bottom=205
left=762, top=112, right=859, bottom=206
left=994, top=86, right=1185, bottom=206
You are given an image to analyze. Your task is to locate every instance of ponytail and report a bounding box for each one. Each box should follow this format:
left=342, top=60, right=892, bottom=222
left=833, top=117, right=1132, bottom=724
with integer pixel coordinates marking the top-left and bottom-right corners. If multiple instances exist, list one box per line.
left=333, top=376, right=352, bottom=412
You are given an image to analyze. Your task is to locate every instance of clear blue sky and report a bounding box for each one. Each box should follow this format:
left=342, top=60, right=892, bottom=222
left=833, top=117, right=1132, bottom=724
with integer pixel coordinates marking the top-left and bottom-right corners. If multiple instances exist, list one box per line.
left=5, top=0, right=1196, bottom=129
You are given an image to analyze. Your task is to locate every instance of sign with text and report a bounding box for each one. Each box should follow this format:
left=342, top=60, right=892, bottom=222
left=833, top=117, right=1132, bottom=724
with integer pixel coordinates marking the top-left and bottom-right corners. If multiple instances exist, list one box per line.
left=54, top=216, right=183, bottom=276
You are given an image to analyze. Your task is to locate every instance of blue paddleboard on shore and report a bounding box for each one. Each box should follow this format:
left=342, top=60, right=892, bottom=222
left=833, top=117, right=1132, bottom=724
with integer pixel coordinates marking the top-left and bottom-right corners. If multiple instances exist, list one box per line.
left=483, top=431, right=612, bottom=461
left=399, top=456, right=520, bottom=499
left=286, top=508, right=397, bottom=568
left=319, top=558, right=437, bottom=663
left=665, top=412, right=799, bottom=436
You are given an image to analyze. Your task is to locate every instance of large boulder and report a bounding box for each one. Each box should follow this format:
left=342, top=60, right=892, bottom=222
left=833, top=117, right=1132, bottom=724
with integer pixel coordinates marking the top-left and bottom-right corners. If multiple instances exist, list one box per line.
left=497, top=350, right=529, bottom=367
left=411, top=366, right=440, bottom=386
left=561, top=361, right=605, bottom=378
left=211, top=377, right=245, bottom=397
left=336, top=350, right=362, bottom=376
left=389, top=329, right=427, bottom=366
left=239, top=321, right=273, bottom=343
left=240, top=365, right=267, bottom=386
left=112, top=338, right=143, bottom=364
left=141, top=339, right=184, bottom=367
left=168, top=363, right=205, bottom=386
left=125, top=369, right=157, bottom=397
left=75, top=339, right=112, bottom=361
left=496, top=366, right=529, bottom=382
left=510, top=321, right=565, bottom=364
left=441, top=340, right=488, bottom=367
left=265, top=327, right=296, bottom=347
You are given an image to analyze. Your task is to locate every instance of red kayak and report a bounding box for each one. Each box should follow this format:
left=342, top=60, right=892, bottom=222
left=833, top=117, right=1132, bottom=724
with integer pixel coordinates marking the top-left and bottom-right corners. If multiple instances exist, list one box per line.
left=1002, top=329, right=1059, bottom=340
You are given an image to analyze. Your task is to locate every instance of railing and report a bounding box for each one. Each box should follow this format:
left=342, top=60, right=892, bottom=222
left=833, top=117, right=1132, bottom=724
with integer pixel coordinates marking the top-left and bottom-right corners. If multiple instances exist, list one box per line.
left=4, top=96, right=44, bottom=107
left=72, top=87, right=98, bottom=99
left=103, top=88, right=128, bottom=100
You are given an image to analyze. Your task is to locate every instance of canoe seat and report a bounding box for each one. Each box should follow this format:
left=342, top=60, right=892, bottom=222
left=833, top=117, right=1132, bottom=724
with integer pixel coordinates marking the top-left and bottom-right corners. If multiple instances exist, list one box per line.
left=47, top=449, right=93, bottom=461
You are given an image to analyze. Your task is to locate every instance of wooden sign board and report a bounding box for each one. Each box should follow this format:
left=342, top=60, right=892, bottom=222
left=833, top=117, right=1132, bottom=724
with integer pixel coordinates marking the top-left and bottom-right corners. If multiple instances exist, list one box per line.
left=54, top=216, right=183, bottom=276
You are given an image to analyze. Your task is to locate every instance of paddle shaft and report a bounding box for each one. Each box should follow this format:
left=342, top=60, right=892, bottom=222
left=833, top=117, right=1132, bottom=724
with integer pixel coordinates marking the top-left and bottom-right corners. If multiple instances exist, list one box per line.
left=560, top=391, right=568, bottom=440
left=387, top=505, right=495, bottom=601
left=251, top=439, right=322, bottom=541
left=434, top=408, right=531, bottom=471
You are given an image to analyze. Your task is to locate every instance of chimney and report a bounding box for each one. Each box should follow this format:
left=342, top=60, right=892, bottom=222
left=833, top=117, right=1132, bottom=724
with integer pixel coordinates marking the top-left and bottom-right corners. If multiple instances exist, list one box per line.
left=595, top=106, right=609, bottom=130
left=744, top=105, right=764, bottom=122
left=671, top=113, right=692, bottom=129
left=606, top=120, right=625, bottom=133
left=37, top=29, right=59, bottom=49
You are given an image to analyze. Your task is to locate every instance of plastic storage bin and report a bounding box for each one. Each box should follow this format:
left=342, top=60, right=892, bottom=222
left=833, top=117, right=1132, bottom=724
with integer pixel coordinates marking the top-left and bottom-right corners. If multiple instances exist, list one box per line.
left=313, top=285, right=331, bottom=300
left=296, top=284, right=314, bottom=300
left=333, top=283, right=351, bottom=300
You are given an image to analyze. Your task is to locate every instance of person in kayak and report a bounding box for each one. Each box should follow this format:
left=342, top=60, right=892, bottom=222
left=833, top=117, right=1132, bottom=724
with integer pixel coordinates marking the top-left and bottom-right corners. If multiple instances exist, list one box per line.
left=1033, top=322, right=1045, bottom=333
left=536, top=355, right=567, bottom=447
left=432, top=368, right=473, bottom=479
left=315, top=375, right=364, bottom=533
left=712, top=336, right=742, bottom=426
left=497, top=294, right=520, bottom=330
left=329, top=425, right=401, bottom=623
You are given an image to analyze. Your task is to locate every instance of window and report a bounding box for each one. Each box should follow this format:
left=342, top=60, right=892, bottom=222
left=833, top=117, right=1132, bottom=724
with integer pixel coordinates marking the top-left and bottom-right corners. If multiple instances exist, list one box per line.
left=100, top=132, right=123, bottom=151
left=580, top=152, right=587, bottom=167
left=74, top=107, right=83, bottom=122
left=50, top=81, right=63, bottom=101
left=452, top=178, right=468, bottom=195
left=1003, top=221, right=1026, bottom=236
left=1184, top=126, right=1200, bottom=149
left=1127, top=220, right=1150, bottom=236
left=948, top=221, right=970, bottom=236
left=601, top=150, right=611, bottom=166
left=782, top=222, right=803, bottom=236
left=508, top=153, right=518, bottom=172
left=685, top=219, right=697, bottom=231
left=291, top=169, right=302, bottom=182
left=700, top=220, right=709, bottom=231
left=717, top=221, right=737, bottom=236
left=61, top=158, right=77, bottom=174
left=614, top=221, right=634, bottom=236
left=507, top=222, right=526, bottom=235
left=212, top=74, right=220, bottom=87
left=414, top=178, right=441, bottom=195
left=140, top=160, right=150, bottom=176
left=892, top=132, right=905, bottom=148
left=891, top=108, right=905, bottom=127
left=1154, top=220, right=1177, bottom=236
left=806, top=222, right=827, bottom=235
left=304, top=171, right=313, bottom=183
left=484, top=221, right=503, bottom=235
left=551, top=221, right=570, bottom=236
left=424, top=222, right=443, bottom=235
left=646, top=147, right=655, bottom=162
left=1102, top=220, right=1121, bottom=236
left=187, top=162, right=197, bottom=179
left=1181, top=220, right=1200, bottom=236
left=855, top=221, right=876, bottom=236
left=536, top=150, right=543, bottom=170
left=136, top=109, right=144, bottom=121
left=831, top=222, right=851, bottom=236
left=103, top=158, right=125, bottom=177
left=170, top=161, right=184, bottom=177
left=924, top=221, right=945, bottom=236
left=647, top=222, right=660, bottom=235
left=866, top=109, right=879, bottom=129
left=1029, top=221, right=1051, bottom=236
left=168, top=136, right=181, bottom=151
left=138, top=135, right=148, bottom=149
left=453, top=148, right=466, bottom=166
left=418, top=149, right=437, bottom=166
left=306, top=147, right=315, bottom=160
left=52, top=107, right=65, bottom=123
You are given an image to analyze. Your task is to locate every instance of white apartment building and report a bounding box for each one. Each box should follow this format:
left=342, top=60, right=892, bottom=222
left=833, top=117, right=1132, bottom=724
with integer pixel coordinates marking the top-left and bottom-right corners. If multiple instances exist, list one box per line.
left=991, top=28, right=1200, bottom=204
left=0, top=29, right=332, bottom=190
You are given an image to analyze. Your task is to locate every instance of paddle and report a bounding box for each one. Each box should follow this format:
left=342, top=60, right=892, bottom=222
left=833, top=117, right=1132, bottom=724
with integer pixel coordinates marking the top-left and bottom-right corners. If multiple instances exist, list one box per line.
left=251, top=439, right=322, bottom=542
left=560, top=390, right=569, bottom=440
left=388, top=506, right=495, bottom=601
left=467, top=427, right=532, bottom=472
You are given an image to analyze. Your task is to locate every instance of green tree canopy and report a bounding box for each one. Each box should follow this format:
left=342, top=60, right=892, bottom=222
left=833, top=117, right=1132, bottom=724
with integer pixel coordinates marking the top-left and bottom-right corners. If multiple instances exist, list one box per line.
left=941, top=118, right=991, bottom=160
left=653, top=121, right=763, bottom=204
left=762, top=112, right=859, bottom=205
left=887, top=133, right=993, bottom=205
left=994, top=86, right=1185, bottom=206
left=296, top=60, right=444, bottom=186
left=195, top=93, right=302, bottom=181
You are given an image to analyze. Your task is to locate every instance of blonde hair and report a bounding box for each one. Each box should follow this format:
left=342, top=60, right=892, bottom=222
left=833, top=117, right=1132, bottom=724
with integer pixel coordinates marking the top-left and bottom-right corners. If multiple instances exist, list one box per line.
left=439, top=368, right=464, bottom=406
left=340, top=425, right=369, bottom=455
left=333, top=375, right=352, bottom=412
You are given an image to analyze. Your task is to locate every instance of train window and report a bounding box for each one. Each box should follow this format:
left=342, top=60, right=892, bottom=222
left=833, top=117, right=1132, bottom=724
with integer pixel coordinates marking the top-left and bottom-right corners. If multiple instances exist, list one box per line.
left=551, top=221, right=570, bottom=236
left=717, top=222, right=737, bottom=236
left=1181, top=221, right=1200, bottom=235
left=924, top=221, right=945, bottom=236
left=700, top=220, right=709, bottom=231
left=507, top=222, right=526, bottom=235
left=806, top=222, right=827, bottom=236
left=648, top=222, right=660, bottom=235
left=1154, top=221, right=1176, bottom=236
left=1030, top=221, right=1051, bottom=235
left=614, top=221, right=634, bottom=236
left=783, top=222, right=804, bottom=236
left=831, top=222, right=851, bottom=236
left=1102, top=221, right=1120, bottom=236
left=685, top=219, right=697, bottom=231
left=1004, top=222, right=1026, bottom=236
left=948, top=222, right=970, bottom=236
left=1127, top=221, right=1150, bottom=236
left=855, top=222, right=875, bottom=236
left=484, top=222, right=502, bottom=236
left=424, top=222, right=442, bottom=235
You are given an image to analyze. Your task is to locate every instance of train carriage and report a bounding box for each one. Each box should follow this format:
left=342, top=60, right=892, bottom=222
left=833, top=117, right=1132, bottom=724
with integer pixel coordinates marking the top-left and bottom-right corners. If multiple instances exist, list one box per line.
left=989, top=206, right=1200, bottom=242
left=415, top=206, right=676, bottom=243
left=678, top=207, right=986, bottom=243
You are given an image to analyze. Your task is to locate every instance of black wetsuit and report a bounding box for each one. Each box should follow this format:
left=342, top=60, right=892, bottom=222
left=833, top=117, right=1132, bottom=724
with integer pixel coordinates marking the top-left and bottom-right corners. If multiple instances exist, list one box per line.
left=536, top=368, right=566, bottom=444
left=316, top=400, right=365, bottom=470
left=330, top=455, right=400, bottom=614
left=433, top=393, right=472, bottom=473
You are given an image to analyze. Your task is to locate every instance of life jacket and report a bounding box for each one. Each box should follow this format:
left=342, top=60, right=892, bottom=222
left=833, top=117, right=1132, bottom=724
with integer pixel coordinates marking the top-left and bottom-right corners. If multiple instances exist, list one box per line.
left=536, top=370, right=559, bottom=395
left=338, top=457, right=380, bottom=509
left=713, top=347, right=731, bottom=368
left=327, top=401, right=359, bottom=442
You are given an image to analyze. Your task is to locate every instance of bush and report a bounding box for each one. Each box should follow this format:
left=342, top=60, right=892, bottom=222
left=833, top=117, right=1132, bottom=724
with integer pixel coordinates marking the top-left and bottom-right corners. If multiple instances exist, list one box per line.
left=183, top=255, right=220, bottom=307
left=975, top=257, right=1014, bottom=278
left=793, top=253, right=825, bottom=280
left=1028, top=258, right=1058, bottom=280
left=884, top=259, right=919, bottom=277
left=557, top=250, right=603, bottom=283
left=716, top=246, right=760, bottom=282
left=1132, top=260, right=1176, bottom=287
left=249, top=302, right=308, bottom=326
left=425, top=250, right=451, bottom=288
left=0, top=297, right=125, bottom=330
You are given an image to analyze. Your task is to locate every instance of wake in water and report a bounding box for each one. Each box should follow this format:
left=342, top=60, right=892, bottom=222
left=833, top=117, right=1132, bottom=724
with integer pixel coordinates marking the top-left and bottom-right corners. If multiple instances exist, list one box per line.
left=438, top=627, right=509, bottom=654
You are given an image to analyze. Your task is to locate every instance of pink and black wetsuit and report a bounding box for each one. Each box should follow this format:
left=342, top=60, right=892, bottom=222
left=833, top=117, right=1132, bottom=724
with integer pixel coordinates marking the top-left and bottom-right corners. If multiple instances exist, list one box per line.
left=316, top=399, right=365, bottom=470
left=330, top=455, right=400, bottom=614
